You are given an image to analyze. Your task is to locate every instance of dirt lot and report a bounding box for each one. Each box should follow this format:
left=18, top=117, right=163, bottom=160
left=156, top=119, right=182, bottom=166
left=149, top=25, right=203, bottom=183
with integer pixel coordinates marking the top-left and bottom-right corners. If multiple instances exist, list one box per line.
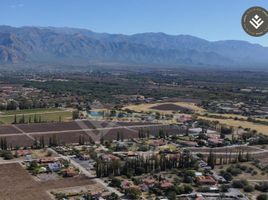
left=150, top=103, right=191, bottom=111
left=0, top=163, right=99, bottom=200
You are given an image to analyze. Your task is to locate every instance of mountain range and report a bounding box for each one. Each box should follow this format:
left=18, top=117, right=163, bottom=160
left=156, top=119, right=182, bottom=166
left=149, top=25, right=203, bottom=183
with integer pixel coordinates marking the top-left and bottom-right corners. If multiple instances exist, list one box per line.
left=0, top=25, right=267, bottom=69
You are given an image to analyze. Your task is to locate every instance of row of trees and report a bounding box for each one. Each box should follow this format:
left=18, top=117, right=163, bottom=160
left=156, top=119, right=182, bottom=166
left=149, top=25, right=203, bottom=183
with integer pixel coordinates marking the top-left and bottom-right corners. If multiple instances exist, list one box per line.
left=96, top=150, right=197, bottom=178
left=0, top=138, right=8, bottom=150
left=0, top=98, right=48, bottom=111
left=207, top=148, right=252, bottom=169
left=13, top=114, right=43, bottom=124
left=13, top=114, right=62, bottom=124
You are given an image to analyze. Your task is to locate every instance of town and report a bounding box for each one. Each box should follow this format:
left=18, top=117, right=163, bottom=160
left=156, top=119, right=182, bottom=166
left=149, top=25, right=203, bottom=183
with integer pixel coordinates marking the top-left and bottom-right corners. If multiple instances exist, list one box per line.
left=0, top=1, right=268, bottom=199
left=0, top=70, right=268, bottom=200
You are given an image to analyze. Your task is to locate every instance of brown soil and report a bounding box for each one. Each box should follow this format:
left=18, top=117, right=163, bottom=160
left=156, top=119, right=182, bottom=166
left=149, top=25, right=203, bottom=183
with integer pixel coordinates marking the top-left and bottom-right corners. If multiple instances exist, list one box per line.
left=0, top=163, right=97, bottom=200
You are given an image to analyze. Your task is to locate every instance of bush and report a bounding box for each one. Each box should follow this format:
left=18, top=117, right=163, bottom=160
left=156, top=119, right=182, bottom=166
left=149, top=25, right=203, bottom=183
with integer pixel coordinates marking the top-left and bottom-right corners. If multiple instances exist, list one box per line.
left=1, top=150, right=14, bottom=160
left=229, top=168, right=242, bottom=176
left=220, top=184, right=230, bottom=192
left=125, top=187, right=141, bottom=199
left=183, top=176, right=194, bottom=183
left=107, top=193, right=119, bottom=200
left=240, top=165, right=248, bottom=171
left=243, top=185, right=254, bottom=192
left=232, top=179, right=248, bottom=188
left=251, top=170, right=258, bottom=176
left=255, top=182, right=268, bottom=192
left=257, top=194, right=268, bottom=200
left=197, top=186, right=210, bottom=193
left=183, top=184, right=193, bottom=193
left=220, top=171, right=233, bottom=181
left=109, top=178, right=121, bottom=188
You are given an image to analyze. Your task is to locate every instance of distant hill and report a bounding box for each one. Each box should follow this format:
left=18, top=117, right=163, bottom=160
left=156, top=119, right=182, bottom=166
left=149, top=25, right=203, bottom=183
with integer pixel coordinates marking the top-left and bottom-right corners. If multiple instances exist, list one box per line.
left=0, top=26, right=267, bottom=69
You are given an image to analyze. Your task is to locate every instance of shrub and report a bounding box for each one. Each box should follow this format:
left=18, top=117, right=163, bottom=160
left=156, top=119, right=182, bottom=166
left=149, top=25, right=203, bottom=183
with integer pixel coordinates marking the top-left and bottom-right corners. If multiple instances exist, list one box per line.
left=243, top=185, right=254, bottom=192
left=109, top=178, right=121, bottom=188
left=125, top=187, right=141, bottom=199
left=220, top=171, right=233, bottom=182
left=257, top=194, right=268, bottom=200
left=255, top=182, right=268, bottom=192
left=251, top=171, right=258, bottom=176
left=229, top=168, right=242, bottom=176
left=183, top=184, right=193, bottom=193
left=232, top=179, right=248, bottom=188
left=1, top=150, right=14, bottom=160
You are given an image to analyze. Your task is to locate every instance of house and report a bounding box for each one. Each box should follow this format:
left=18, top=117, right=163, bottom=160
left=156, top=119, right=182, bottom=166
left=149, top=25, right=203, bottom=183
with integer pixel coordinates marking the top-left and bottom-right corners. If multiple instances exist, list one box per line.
left=149, top=139, right=166, bottom=147
left=39, top=157, right=57, bottom=164
left=195, top=194, right=205, bottom=200
left=212, top=172, right=227, bottom=183
left=178, top=140, right=198, bottom=147
left=194, top=172, right=203, bottom=177
left=196, top=176, right=217, bottom=185
left=48, top=162, right=61, bottom=172
left=127, top=151, right=138, bottom=157
left=143, top=178, right=156, bottom=187
left=62, top=167, right=78, bottom=177
left=100, top=154, right=120, bottom=162
left=16, top=149, right=31, bottom=157
left=139, top=183, right=149, bottom=192
left=121, top=180, right=134, bottom=190
left=208, top=138, right=224, bottom=146
left=188, top=128, right=203, bottom=136
left=79, top=154, right=90, bottom=160
left=160, top=180, right=173, bottom=189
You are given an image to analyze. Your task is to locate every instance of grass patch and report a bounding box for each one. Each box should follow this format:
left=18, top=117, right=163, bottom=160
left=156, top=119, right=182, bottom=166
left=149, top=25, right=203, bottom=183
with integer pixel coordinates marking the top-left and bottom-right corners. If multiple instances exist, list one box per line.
left=0, top=108, right=72, bottom=124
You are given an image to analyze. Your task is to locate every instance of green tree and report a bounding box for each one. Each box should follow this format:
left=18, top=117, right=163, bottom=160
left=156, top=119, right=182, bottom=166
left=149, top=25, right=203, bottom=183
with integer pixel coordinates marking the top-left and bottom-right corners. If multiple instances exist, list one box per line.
left=72, top=110, right=79, bottom=120
left=125, top=187, right=141, bottom=199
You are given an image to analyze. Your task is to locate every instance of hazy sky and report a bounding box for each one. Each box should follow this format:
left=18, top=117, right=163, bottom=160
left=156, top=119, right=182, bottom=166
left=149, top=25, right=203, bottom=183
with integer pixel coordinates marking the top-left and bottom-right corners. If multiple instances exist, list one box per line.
left=1, top=0, right=268, bottom=46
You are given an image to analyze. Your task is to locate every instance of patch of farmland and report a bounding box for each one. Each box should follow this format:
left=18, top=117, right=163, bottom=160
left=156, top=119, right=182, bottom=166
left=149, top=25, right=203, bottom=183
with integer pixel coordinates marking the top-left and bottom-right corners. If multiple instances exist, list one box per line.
left=150, top=103, right=190, bottom=111
left=3, top=135, right=34, bottom=147
left=16, top=122, right=82, bottom=133
left=0, top=125, right=22, bottom=135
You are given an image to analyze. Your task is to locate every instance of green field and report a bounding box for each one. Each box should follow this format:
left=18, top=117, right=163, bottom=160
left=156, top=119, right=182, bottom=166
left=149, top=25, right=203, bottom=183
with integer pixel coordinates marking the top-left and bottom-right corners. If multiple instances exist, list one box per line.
left=0, top=108, right=72, bottom=124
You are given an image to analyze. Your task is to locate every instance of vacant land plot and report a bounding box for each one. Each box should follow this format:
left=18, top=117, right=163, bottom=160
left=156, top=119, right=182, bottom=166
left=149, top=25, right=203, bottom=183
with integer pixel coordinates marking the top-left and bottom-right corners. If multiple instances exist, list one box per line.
left=50, top=184, right=106, bottom=200
left=188, top=145, right=264, bottom=153
left=214, top=162, right=268, bottom=181
left=0, top=163, right=51, bottom=200
left=198, top=116, right=268, bottom=134
left=0, top=163, right=100, bottom=200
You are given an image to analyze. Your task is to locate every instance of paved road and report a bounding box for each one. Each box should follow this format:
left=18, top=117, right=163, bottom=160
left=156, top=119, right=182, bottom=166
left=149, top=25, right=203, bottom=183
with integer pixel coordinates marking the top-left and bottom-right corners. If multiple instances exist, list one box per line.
left=48, top=148, right=124, bottom=197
